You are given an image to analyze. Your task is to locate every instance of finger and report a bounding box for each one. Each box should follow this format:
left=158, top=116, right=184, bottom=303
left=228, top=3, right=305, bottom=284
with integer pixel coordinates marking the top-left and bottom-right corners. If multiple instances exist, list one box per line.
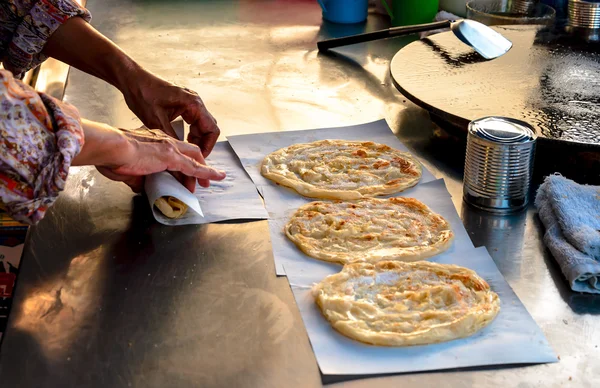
left=158, top=113, right=179, bottom=140
left=195, top=109, right=219, bottom=157
left=184, top=176, right=196, bottom=192
left=175, top=141, right=207, bottom=164
left=162, top=151, right=226, bottom=182
left=198, top=178, right=210, bottom=188
left=171, top=171, right=197, bottom=193
left=182, top=100, right=220, bottom=157
left=174, top=141, right=218, bottom=187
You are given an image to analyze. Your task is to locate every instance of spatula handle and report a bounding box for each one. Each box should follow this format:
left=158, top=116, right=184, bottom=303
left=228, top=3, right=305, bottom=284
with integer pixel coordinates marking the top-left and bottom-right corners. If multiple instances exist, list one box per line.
left=389, top=20, right=452, bottom=37
left=317, top=20, right=452, bottom=52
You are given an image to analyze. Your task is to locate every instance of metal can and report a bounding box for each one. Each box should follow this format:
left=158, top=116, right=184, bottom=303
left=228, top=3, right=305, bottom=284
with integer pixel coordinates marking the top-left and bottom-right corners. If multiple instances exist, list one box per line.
left=566, top=0, right=600, bottom=42
left=463, top=116, right=537, bottom=213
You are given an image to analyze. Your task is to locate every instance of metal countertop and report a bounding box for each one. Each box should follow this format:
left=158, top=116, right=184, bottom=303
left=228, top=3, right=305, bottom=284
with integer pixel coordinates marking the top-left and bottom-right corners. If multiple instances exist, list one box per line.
left=0, top=1, right=598, bottom=387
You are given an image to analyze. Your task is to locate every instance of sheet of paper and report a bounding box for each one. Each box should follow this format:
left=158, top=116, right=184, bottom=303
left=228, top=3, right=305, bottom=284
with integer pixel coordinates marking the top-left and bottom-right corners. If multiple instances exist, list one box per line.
left=227, top=121, right=556, bottom=375
left=228, top=119, right=440, bottom=274
left=285, top=246, right=557, bottom=376
left=265, top=179, right=473, bottom=276
left=144, top=141, right=268, bottom=225
left=227, top=119, right=437, bottom=196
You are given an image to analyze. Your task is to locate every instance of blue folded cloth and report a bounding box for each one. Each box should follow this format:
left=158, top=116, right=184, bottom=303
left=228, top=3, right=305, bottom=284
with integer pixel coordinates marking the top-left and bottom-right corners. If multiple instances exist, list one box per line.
left=535, top=175, right=600, bottom=294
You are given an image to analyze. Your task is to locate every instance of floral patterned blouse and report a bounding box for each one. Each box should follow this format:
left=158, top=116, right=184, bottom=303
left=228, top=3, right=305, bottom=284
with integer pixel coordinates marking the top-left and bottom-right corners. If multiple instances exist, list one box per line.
left=0, top=0, right=89, bottom=224
left=1, top=0, right=91, bottom=78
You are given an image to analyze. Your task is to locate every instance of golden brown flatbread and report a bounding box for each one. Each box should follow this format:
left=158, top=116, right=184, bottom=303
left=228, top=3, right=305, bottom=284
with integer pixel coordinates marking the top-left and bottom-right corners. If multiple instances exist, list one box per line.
left=261, top=140, right=422, bottom=199
left=285, top=197, right=453, bottom=264
left=313, top=261, right=500, bottom=346
left=154, top=196, right=188, bottom=219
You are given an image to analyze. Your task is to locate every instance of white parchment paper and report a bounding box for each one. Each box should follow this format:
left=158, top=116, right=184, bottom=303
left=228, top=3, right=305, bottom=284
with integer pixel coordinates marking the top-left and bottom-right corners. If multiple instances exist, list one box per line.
left=285, top=246, right=557, bottom=375
left=265, top=179, right=474, bottom=276
left=228, top=119, right=439, bottom=274
left=227, top=121, right=556, bottom=375
left=228, top=119, right=437, bottom=196
left=144, top=141, right=268, bottom=225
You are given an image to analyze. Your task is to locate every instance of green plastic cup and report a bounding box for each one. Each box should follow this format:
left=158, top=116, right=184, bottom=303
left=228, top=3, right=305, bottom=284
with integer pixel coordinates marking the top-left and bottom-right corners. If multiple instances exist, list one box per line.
left=381, top=0, right=440, bottom=26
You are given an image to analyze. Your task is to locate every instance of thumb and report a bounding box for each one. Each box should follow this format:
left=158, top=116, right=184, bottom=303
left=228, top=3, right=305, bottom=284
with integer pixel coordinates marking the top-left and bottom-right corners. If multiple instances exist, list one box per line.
left=158, top=114, right=179, bottom=140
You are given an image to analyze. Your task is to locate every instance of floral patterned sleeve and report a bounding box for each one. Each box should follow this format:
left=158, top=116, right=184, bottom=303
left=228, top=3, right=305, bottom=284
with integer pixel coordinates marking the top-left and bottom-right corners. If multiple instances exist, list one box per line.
left=0, top=0, right=91, bottom=78
left=0, top=69, right=84, bottom=225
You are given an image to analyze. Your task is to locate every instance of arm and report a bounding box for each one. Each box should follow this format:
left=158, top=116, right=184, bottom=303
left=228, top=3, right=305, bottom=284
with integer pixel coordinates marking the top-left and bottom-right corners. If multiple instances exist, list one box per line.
left=0, top=0, right=91, bottom=79
left=42, top=16, right=136, bottom=96
left=0, top=70, right=84, bottom=225
left=74, top=120, right=225, bottom=193
left=0, top=70, right=224, bottom=225
left=43, top=16, right=221, bottom=157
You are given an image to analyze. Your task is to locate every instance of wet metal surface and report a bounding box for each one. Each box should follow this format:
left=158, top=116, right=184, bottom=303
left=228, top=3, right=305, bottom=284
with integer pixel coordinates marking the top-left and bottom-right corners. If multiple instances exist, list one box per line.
left=0, top=1, right=599, bottom=387
left=391, top=25, right=600, bottom=145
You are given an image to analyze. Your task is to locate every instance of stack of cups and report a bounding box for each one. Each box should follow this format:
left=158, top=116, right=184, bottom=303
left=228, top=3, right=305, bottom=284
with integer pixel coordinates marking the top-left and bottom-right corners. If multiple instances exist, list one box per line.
left=463, top=117, right=537, bottom=214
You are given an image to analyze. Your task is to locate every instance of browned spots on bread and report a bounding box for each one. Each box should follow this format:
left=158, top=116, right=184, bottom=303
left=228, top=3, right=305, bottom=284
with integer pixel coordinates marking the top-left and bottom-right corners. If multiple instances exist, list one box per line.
left=394, top=198, right=426, bottom=212
left=377, top=261, right=400, bottom=271
left=353, top=149, right=368, bottom=158
left=373, top=160, right=391, bottom=169
left=430, top=215, right=446, bottom=228
left=392, top=157, right=419, bottom=176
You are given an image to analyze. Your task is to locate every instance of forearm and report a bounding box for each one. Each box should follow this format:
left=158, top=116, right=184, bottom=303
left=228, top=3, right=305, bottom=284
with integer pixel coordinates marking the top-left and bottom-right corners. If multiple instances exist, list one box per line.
left=72, top=119, right=131, bottom=167
left=0, top=70, right=84, bottom=224
left=43, top=16, right=140, bottom=93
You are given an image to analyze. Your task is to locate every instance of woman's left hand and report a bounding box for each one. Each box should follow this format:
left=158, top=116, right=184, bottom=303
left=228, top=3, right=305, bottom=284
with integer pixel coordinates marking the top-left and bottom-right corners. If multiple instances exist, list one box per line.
left=73, top=120, right=226, bottom=193
left=122, top=69, right=220, bottom=158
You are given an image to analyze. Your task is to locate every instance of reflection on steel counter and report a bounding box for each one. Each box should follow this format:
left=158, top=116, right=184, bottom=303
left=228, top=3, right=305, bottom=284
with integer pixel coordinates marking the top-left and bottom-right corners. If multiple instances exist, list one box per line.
left=461, top=204, right=527, bottom=280
left=1, top=0, right=600, bottom=387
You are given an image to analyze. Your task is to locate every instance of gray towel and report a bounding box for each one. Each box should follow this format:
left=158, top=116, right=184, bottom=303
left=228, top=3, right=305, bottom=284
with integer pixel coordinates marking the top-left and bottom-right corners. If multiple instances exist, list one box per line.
left=544, top=175, right=600, bottom=259
left=535, top=175, right=600, bottom=294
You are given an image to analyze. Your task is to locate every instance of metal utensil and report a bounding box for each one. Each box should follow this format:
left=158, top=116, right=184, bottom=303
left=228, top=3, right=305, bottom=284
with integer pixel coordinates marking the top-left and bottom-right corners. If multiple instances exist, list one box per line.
left=317, top=19, right=513, bottom=59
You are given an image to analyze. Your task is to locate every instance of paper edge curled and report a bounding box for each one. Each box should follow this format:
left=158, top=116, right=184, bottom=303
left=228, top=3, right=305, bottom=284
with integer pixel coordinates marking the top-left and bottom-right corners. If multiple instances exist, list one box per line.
left=145, top=172, right=204, bottom=219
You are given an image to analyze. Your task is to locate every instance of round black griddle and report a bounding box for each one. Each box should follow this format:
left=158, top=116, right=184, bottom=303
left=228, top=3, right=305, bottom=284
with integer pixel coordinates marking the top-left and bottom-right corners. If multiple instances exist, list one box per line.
left=391, top=25, right=600, bottom=184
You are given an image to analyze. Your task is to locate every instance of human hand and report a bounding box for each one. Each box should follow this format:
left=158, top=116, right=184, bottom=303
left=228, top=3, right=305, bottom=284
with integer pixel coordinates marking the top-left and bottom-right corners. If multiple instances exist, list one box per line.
left=122, top=68, right=220, bottom=158
left=73, top=120, right=225, bottom=193
left=42, top=17, right=219, bottom=156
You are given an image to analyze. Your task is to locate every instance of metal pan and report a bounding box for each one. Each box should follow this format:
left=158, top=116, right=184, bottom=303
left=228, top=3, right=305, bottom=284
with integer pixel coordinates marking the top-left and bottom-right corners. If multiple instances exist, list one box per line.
left=390, top=24, right=600, bottom=184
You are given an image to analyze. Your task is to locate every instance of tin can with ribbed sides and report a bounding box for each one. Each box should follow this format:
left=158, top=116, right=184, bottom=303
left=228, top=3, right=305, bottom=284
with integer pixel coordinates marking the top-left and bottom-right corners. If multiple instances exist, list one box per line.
left=463, top=116, right=537, bottom=213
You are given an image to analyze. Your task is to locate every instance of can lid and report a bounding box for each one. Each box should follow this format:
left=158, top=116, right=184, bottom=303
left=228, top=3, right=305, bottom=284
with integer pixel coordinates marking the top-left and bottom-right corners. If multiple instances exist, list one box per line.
left=469, top=117, right=537, bottom=144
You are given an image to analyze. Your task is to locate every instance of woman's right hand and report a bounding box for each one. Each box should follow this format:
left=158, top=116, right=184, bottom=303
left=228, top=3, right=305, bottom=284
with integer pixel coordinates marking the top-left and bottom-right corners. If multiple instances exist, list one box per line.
left=73, top=120, right=226, bottom=192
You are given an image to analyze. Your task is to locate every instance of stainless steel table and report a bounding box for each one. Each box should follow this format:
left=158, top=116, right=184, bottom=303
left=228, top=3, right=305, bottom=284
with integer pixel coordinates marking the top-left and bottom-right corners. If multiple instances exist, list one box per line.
left=0, top=1, right=598, bottom=387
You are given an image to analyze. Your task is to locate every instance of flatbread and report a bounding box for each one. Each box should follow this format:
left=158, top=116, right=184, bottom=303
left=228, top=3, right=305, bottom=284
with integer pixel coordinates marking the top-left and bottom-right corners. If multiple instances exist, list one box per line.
left=261, top=140, right=422, bottom=199
left=285, top=197, right=453, bottom=264
left=313, top=261, right=500, bottom=346
left=154, top=196, right=188, bottom=219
